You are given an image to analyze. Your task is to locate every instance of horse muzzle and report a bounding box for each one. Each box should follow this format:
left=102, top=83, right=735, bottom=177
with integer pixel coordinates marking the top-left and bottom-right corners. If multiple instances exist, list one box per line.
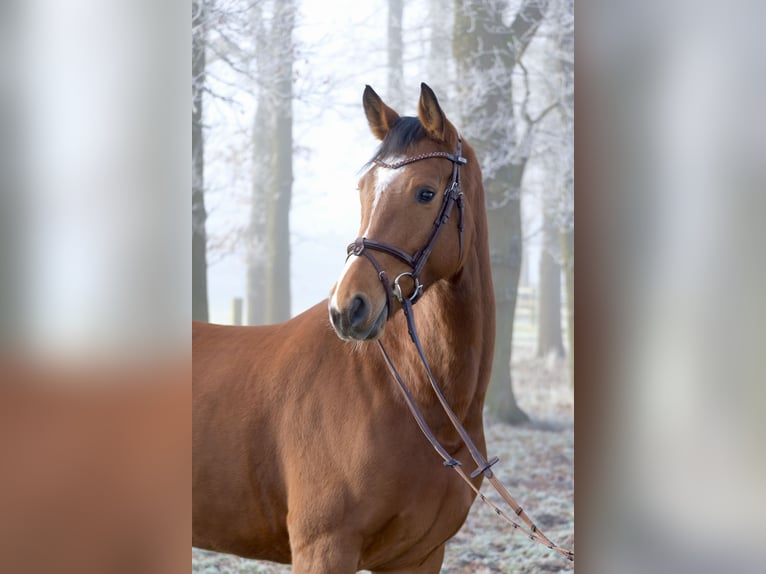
left=328, top=293, right=388, bottom=341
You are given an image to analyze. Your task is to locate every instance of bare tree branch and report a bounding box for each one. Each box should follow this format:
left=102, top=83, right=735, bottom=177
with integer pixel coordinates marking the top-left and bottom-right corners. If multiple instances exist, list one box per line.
left=508, top=0, right=550, bottom=60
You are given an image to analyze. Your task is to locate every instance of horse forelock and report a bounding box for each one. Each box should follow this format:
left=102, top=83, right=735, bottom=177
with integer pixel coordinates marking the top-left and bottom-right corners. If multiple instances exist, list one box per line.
left=364, top=116, right=427, bottom=169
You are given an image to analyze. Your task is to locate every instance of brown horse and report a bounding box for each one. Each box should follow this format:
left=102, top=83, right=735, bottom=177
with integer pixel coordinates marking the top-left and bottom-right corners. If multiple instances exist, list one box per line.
left=193, top=83, right=495, bottom=573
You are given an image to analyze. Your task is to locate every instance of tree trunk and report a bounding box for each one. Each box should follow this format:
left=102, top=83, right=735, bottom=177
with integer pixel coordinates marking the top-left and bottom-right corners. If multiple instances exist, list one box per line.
left=485, top=166, right=528, bottom=424
left=427, top=0, right=452, bottom=98
left=454, top=0, right=524, bottom=423
left=561, top=226, right=574, bottom=387
left=265, top=0, right=294, bottom=324
left=558, top=0, right=574, bottom=386
left=0, top=98, right=20, bottom=343
left=247, top=1, right=270, bottom=326
left=454, top=0, right=549, bottom=424
left=192, top=0, right=209, bottom=322
left=537, top=209, right=565, bottom=358
left=387, top=0, right=404, bottom=109
left=247, top=0, right=294, bottom=325
left=246, top=88, right=271, bottom=326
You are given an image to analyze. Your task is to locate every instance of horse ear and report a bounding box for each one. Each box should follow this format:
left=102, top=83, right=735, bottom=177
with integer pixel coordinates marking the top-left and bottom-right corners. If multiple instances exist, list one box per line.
left=363, top=85, right=400, bottom=141
left=418, top=83, right=446, bottom=142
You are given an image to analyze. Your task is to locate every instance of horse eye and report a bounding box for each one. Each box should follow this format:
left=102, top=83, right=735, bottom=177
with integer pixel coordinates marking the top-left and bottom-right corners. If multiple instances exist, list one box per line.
left=416, top=188, right=436, bottom=204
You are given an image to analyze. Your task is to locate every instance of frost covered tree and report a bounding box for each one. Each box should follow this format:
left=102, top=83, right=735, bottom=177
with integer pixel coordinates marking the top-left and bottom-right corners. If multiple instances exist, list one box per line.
left=454, top=0, right=560, bottom=423
left=246, top=0, right=295, bottom=325
left=193, top=0, right=267, bottom=323
left=192, top=0, right=209, bottom=322
left=537, top=209, right=565, bottom=359
left=427, top=0, right=454, bottom=97
left=555, top=0, right=574, bottom=383
left=534, top=0, right=574, bottom=373
left=387, top=0, right=405, bottom=109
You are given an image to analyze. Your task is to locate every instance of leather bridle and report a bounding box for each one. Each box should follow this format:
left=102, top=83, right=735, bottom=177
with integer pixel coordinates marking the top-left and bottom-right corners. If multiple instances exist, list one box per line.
left=343, top=136, right=574, bottom=563
left=346, top=138, right=467, bottom=316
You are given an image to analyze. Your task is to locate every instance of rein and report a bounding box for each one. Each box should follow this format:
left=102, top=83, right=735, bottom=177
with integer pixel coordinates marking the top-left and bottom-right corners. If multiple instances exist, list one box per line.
left=379, top=301, right=574, bottom=563
left=347, top=139, right=575, bottom=564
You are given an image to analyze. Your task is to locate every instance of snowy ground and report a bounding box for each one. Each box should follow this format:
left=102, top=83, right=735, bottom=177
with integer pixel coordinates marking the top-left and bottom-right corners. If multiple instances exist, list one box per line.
left=192, top=356, right=574, bottom=573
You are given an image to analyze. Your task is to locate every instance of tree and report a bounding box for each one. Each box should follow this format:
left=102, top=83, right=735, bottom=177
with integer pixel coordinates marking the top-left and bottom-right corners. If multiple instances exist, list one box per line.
left=193, top=0, right=264, bottom=323
left=535, top=0, right=574, bottom=378
left=387, top=0, right=405, bottom=109
left=556, top=0, right=574, bottom=385
left=561, top=220, right=573, bottom=385
left=246, top=0, right=295, bottom=325
left=454, top=0, right=551, bottom=424
left=427, top=0, right=454, bottom=98
left=192, top=0, right=209, bottom=322
left=0, top=123, right=18, bottom=343
left=537, top=209, right=565, bottom=358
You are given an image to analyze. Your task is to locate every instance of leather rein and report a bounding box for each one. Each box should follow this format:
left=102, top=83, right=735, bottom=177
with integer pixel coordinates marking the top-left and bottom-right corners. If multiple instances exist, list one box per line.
left=346, top=138, right=575, bottom=563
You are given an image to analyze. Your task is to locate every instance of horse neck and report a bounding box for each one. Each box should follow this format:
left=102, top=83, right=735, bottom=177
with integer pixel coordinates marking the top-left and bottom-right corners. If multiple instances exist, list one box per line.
left=388, top=218, right=495, bottom=421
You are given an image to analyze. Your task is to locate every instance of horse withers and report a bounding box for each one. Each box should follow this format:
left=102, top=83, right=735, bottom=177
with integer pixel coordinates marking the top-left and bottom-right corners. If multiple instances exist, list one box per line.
left=192, top=83, right=495, bottom=573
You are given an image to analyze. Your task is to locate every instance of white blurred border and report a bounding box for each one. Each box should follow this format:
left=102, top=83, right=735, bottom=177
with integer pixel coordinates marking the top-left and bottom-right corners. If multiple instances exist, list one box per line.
left=584, top=0, right=766, bottom=571
left=9, top=0, right=189, bottom=361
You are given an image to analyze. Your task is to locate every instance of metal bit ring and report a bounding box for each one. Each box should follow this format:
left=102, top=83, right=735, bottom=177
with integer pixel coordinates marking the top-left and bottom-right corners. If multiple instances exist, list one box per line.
left=392, top=272, right=423, bottom=303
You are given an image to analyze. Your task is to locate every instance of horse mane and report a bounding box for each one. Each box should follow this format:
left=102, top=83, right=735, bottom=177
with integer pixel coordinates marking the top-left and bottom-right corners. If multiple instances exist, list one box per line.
left=364, top=116, right=427, bottom=169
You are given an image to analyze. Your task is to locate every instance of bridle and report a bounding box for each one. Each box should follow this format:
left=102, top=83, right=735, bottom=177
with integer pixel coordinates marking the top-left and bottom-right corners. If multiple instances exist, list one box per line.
left=342, top=137, right=575, bottom=563
left=346, top=138, right=467, bottom=315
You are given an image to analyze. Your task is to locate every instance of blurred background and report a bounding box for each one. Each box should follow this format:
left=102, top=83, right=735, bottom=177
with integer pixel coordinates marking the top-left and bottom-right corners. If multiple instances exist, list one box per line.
left=193, top=0, right=574, bottom=426
left=0, top=0, right=764, bottom=572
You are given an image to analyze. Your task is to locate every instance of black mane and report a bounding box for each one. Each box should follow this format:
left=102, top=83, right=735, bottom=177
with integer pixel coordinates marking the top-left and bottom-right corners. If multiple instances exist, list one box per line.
left=365, top=116, right=427, bottom=168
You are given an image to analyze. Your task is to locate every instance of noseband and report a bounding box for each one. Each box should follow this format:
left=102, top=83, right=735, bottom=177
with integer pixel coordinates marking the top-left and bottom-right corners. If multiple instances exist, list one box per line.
left=346, top=138, right=467, bottom=317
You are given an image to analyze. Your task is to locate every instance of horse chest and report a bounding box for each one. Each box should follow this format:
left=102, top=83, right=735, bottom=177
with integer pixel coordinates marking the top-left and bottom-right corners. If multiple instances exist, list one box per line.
left=357, top=454, right=478, bottom=570
left=276, top=385, right=479, bottom=566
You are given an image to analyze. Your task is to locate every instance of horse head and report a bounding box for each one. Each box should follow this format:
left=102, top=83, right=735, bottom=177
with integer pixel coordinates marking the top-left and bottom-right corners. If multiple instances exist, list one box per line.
left=329, top=83, right=478, bottom=341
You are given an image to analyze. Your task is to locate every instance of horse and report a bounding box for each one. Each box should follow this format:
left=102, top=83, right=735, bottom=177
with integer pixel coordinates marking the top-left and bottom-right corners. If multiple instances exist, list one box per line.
left=192, top=83, right=495, bottom=573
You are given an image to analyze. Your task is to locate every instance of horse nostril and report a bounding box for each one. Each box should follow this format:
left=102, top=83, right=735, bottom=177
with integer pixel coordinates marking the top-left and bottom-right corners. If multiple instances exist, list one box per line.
left=349, top=295, right=369, bottom=329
